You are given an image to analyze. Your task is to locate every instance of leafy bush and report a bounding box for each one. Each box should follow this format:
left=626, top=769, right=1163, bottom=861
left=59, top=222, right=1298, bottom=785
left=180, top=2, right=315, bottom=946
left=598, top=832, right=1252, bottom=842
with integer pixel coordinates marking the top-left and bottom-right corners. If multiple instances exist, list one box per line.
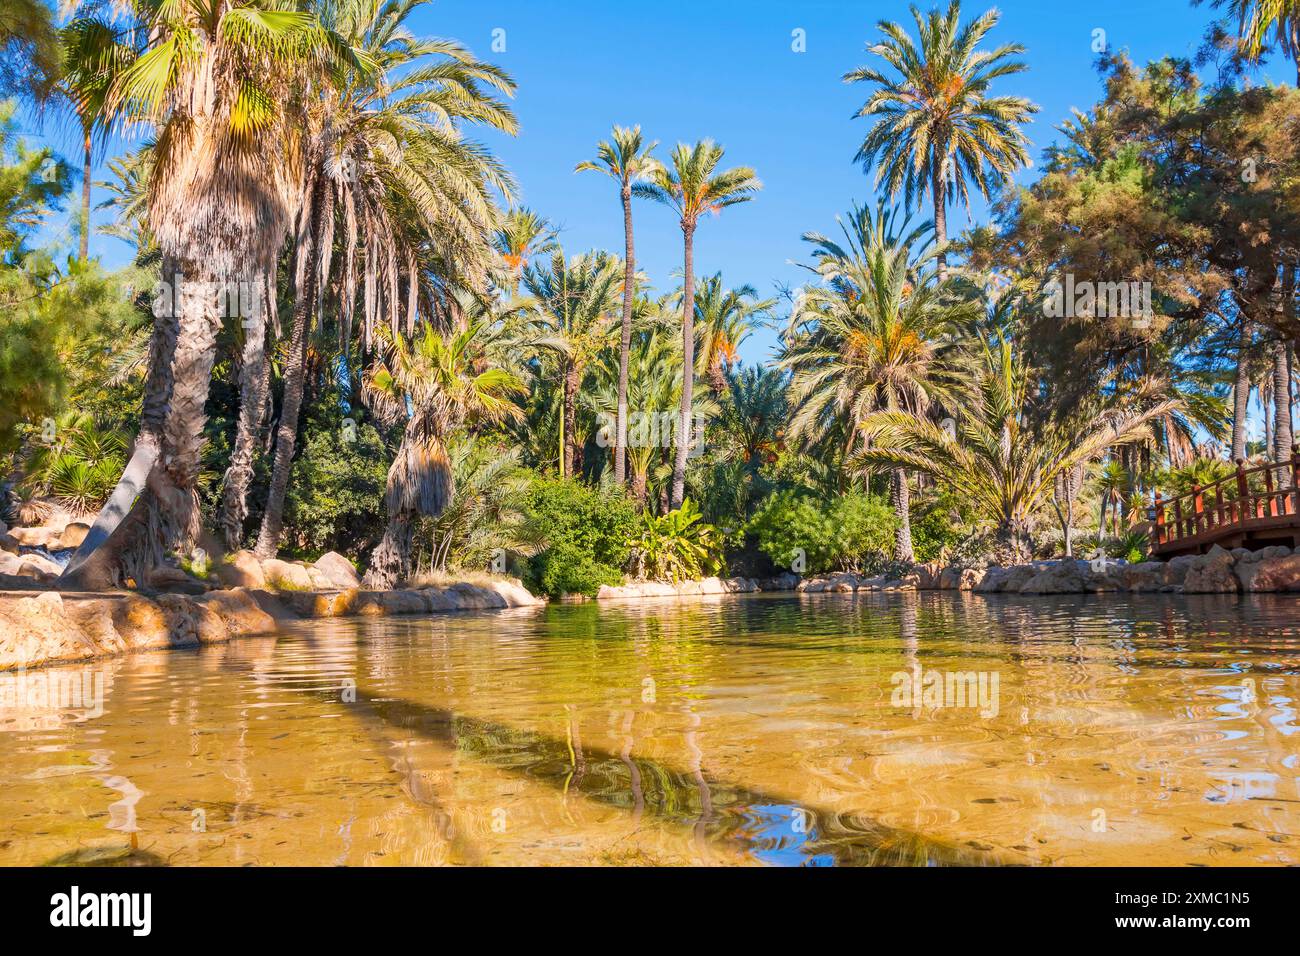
left=522, top=477, right=636, bottom=597
left=627, top=499, right=725, bottom=583
left=281, top=414, right=389, bottom=559
left=747, top=490, right=896, bottom=574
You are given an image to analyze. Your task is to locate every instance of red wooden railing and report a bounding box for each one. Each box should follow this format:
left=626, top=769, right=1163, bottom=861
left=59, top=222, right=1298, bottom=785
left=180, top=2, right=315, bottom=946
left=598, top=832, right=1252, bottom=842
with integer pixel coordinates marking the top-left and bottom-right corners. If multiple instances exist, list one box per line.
left=1152, top=446, right=1300, bottom=550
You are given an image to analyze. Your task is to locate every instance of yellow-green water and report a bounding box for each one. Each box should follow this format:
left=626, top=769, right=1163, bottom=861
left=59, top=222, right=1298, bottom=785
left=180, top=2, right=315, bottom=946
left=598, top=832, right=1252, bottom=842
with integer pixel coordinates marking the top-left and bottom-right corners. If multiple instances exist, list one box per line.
left=1, top=592, right=1298, bottom=866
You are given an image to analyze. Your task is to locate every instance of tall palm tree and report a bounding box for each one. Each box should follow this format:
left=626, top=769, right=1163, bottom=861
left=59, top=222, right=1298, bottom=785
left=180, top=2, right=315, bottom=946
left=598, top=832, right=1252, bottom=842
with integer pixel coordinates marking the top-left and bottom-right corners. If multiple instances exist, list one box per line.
left=362, top=321, right=524, bottom=587
left=845, top=0, right=1036, bottom=273
left=492, top=206, right=557, bottom=294
left=576, top=125, right=660, bottom=488
left=854, top=337, right=1178, bottom=563
left=780, top=202, right=976, bottom=561
left=635, top=140, right=760, bottom=507
left=679, top=274, right=774, bottom=395
left=523, top=249, right=624, bottom=478
left=62, top=0, right=350, bottom=587
left=251, top=0, right=517, bottom=558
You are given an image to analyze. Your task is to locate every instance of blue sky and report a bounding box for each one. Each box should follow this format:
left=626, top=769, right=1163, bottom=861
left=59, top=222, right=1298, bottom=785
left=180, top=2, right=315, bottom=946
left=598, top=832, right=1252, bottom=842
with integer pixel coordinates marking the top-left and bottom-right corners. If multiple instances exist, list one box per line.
left=18, top=0, right=1288, bottom=368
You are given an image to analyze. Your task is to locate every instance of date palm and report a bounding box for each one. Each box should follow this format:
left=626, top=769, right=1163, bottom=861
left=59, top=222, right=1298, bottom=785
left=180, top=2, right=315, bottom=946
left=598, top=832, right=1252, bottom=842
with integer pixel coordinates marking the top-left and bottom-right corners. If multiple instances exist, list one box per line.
left=361, top=320, right=525, bottom=588
left=845, top=0, right=1036, bottom=273
left=854, top=337, right=1178, bottom=563
left=62, top=0, right=352, bottom=587
left=1211, top=0, right=1300, bottom=82
left=493, top=206, right=557, bottom=294
left=252, top=0, right=517, bottom=558
left=576, top=125, right=660, bottom=488
left=635, top=139, right=760, bottom=507
left=523, top=249, right=625, bottom=478
left=780, top=202, right=976, bottom=561
left=681, top=274, right=774, bottom=394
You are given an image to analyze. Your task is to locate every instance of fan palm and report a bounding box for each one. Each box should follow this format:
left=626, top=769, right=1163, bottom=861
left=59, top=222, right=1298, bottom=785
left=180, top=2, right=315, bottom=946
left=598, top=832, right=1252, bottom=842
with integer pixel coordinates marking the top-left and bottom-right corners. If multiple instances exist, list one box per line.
left=780, top=202, right=977, bottom=561
left=854, top=337, right=1179, bottom=563
left=523, top=249, right=625, bottom=478
left=635, top=139, right=760, bottom=507
left=63, top=0, right=354, bottom=587
left=845, top=0, right=1036, bottom=272
left=576, top=124, right=660, bottom=487
left=361, top=320, right=525, bottom=587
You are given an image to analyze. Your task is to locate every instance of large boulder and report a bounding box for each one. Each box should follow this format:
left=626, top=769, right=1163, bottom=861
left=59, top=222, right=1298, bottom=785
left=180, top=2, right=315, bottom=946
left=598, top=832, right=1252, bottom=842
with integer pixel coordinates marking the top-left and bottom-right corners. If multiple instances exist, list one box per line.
left=1122, top=561, right=1168, bottom=592
left=260, top=558, right=314, bottom=591
left=57, top=522, right=91, bottom=550
left=1182, top=545, right=1239, bottom=594
left=1019, top=560, right=1088, bottom=594
left=1235, top=553, right=1300, bottom=592
left=756, top=572, right=800, bottom=591
left=7, top=526, right=61, bottom=549
left=0, top=592, right=91, bottom=669
left=193, top=589, right=278, bottom=635
left=214, top=550, right=266, bottom=589
left=974, top=564, right=1038, bottom=593
left=311, top=551, right=360, bottom=589
left=1162, top=554, right=1199, bottom=588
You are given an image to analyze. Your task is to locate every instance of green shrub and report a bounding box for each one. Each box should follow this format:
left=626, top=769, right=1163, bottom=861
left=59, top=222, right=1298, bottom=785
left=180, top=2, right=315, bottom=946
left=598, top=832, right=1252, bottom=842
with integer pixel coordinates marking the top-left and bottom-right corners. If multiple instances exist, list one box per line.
left=523, top=477, right=636, bottom=597
left=627, top=499, right=725, bottom=583
left=747, top=490, right=896, bottom=574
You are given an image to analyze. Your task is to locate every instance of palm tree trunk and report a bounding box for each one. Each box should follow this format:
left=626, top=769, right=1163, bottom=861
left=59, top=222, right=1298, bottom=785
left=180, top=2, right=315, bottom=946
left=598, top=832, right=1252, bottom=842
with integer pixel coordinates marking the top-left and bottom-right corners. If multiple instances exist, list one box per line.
left=254, top=230, right=317, bottom=559
left=563, top=361, right=580, bottom=478
left=364, top=511, right=413, bottom=589
left=931, top=166, right=948, bottom=277
left=219, top=277, right=271, bottom=551
left=62, top=257, right=224, bottom=587
left=632, top=467, right=648, bottom=509
left=1274, top=339, right=1293, bottom=486
left=80, top=129, right=92, bottom=262
left=891, top=468, right=914, bottom=563
left=1232, top=323, right=1251, bottom=461
left=615, top=184, right=635, bottom=487
left=708, top=356, right=727, bottom=396
left=672, top=224, right=696, bottom=509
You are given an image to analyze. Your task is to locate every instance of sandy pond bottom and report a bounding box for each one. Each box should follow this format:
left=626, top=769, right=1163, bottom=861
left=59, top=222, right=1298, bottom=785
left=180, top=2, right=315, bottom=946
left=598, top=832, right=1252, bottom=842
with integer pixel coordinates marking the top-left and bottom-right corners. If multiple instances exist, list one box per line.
left=0, top=591, right=1297, bottom=866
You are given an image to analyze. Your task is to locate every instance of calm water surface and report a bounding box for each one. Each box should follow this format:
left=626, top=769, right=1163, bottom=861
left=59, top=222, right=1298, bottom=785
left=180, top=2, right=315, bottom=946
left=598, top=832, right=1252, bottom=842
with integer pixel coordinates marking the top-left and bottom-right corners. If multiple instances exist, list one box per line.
left=1, top=592, right=1298, bottom=866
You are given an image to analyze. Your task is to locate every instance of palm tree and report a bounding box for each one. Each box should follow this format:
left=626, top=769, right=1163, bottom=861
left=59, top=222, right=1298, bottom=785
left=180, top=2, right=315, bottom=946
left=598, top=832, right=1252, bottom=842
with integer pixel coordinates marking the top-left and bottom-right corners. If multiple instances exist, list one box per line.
left=1095, top=460, right=1129, bottom=539
left=780, top=202, right=976, bottom=561
left=854, top=337, right=1178, bottom=563
left=679, top=274, right=774, bottom=395
left=523, top=249, right=624, bottom=478
left=845, top=0, right=1036, bottom=273
left=251, top=0, right=517, bottom=559
left=1213, top=0, right=1300, bottom=82
left=361, top=321, right=525, bottom=588
left=62, top=0, right=350, bottom=587
left=493, top=206, right=557, bottom=294
left=635, top=140, right=760, bottom=507
left=576, top=125, right=660, bottom=488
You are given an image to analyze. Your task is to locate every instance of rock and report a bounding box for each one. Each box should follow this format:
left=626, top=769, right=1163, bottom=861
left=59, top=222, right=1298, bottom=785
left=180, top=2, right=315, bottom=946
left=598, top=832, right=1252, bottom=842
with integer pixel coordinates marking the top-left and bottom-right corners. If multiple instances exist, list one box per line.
left=1235, top=553, right=1300, bottom=592
left=1163, top=554, right=1198, bottom=587
left=214, top=550, right=266, bottom=589
left=57, top=522, right=91, bottom=549
left=0, top=591, right=92, bottom=669
left=0, top=530, right=20, bottom=553
left=1182, top=545, right=1239, bottom=594
left=491, top=579, right=543, bottom=607
left=958, top=567, right=986, bottom=590
left=7, top=526, right=61, bottom=549
left=757, top=572, right=800, bottom=591
left=1122, top=561, right=1167, bottom=592
left=193, top=589, right=278, bottom=634
left=1235, top=545, right=1292, bottom=564
left=914, top=562, right=944, bottom=589
left=974, top=564, right=1038, bottom=593
left=261, top=558, right=313, bottom=591
left=1019, top=561, right=1088, bottom=594
left=311, top=551, right=360, bottom=589
left=16, top=553, right=62, bottom=577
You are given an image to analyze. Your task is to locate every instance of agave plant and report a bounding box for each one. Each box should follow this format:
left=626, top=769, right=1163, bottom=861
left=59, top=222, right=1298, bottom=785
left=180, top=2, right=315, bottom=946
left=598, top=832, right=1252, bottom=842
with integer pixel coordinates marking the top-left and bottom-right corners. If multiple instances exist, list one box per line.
left=626, top=499, right=724, bottom=583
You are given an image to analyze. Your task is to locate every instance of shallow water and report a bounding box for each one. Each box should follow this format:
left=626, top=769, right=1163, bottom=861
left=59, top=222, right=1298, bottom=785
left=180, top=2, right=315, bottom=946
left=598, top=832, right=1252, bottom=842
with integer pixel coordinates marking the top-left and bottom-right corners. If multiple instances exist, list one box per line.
left=1, top=591, right=1298, bottom=866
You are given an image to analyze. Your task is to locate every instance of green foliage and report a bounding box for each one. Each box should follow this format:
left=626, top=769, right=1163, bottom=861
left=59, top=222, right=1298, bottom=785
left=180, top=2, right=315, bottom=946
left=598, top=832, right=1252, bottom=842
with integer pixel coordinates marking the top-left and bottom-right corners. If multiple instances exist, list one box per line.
left=19, top=413, right=126, bottom=514
left=627, top=499, right=724, bottom=583
left=281, top=410, right=389, bottom=560
left=1110, top=529, right=1149, bottom=564
left=910, top=491, right=974, bottom=563
left=522, top=477, right=636, bottom=597
left=747, top=489, right=896, bottom=574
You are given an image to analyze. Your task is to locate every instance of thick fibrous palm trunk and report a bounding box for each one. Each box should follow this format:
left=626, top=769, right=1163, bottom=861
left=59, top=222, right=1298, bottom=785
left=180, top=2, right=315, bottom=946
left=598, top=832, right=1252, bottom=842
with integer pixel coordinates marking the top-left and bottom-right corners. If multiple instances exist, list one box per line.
left=631, top=468, right=648, bottom=509
left=219, top=278, right=271, bottom=551
left=1232, top=323, right=1251, bottom=462
left=563, top=362, right=581, bottom=478
left=672, top=225, right=696, bottom=509
left=891, top=468, right=914, bottom=563
left=708, top=357, right=727, bottom=396
left=63, top=259, right=224, bottom=587
left=254, top=229, right=318, bottom=559
left=615, top=184, right=635, bottom=487
left=996, top=518, right=1032, bottom=565
left=364, top=511, right=413, bottom=590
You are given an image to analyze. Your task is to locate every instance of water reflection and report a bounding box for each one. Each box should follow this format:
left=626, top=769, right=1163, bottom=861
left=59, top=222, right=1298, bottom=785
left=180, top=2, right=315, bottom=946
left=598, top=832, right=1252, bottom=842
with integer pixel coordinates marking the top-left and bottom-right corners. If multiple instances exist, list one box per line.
left=0, top=592, right=1298, bottom=866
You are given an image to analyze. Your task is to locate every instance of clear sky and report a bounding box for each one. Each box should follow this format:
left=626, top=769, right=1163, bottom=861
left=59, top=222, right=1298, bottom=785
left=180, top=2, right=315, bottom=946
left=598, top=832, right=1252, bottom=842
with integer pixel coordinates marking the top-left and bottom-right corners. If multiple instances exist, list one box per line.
left=20, top=0, right=1289, bottom=368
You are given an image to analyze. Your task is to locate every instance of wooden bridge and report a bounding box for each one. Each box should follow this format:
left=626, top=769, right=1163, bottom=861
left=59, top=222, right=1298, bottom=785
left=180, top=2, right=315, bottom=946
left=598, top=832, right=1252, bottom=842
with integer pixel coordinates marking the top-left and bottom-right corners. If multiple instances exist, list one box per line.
left=1150, top=449, right=1300, bottom=557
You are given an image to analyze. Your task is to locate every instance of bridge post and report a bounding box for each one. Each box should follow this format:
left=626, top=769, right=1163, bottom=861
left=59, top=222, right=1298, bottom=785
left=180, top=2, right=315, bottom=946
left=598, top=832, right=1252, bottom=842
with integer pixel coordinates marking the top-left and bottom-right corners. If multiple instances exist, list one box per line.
left=1192, top=483, right=1204, bottom=534
left=1264, top=464, right=1277, bottom=517
left=1153, top=491, right=1165, bottom=546
left=1236, top=459, right=1249, bottom=521
left=1292, top=444, right=1300, bottom=516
